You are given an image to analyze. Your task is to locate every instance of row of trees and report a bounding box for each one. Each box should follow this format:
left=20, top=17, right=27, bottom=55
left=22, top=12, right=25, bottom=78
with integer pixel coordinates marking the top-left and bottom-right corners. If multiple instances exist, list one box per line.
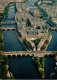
left=34, top=1, right=48, bottom=18
left=0, top=55, right=14, bottom=79
left=0, top=3, right=11, bottom=22
left=34, top=56, right=45, bottom=78
left=0, top=2, right=17, bottom=22
left=26, top=18, right=31, bottom=27
left=33, top=38, right=40, bottom=51
left=41, top=45, right=46, bottom=50
left=41, top=40, right=49, bottom=50
left=14, top=2, right=18, bottom=13
left=0, top=29, right=3, bottom=43
left=0, top=29, right=4, bottom=51
left=23, top=39, right=33, bottom=50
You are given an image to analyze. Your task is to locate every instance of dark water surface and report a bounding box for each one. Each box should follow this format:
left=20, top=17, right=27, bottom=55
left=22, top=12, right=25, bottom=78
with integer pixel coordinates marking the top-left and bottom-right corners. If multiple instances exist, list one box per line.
left=8, top=57, right=41, bottom=79
left=3, top=31, right=25, bottom=51
left=47, top=31, right=57, bottom=51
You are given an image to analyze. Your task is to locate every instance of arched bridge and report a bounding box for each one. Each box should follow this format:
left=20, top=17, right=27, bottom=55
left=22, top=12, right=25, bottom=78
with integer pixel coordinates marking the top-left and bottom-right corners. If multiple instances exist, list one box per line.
left=0, top=27, right=15, bottom=31
left=51, top=27, right=57, bottom=30
left=1, top=21, right=15, bottom=25
left=2, top=51, right=57, bottom=57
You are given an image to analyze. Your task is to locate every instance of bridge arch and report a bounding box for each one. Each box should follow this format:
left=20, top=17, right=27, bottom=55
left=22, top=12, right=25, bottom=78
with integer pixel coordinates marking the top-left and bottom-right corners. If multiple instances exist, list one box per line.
left=17, top=55, right=22, bottom=57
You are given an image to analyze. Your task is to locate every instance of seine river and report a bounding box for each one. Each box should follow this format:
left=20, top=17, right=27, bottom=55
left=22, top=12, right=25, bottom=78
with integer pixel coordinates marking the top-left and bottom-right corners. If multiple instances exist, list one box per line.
left=1, top=1, right=56, bottom=79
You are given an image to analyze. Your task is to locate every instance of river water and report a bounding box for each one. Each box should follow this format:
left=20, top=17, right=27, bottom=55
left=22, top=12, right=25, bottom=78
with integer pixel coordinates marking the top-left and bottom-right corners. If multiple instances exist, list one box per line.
left=3, top=31, right=25, bottom=51
left=2, top=4, right=25, bottom=51
left=47, top=31, right=57, bottom=51
left=2, top=3, right=41, bottom=79
left=1, top=1, right=56, bottom=79
left=8, top=57, right=41, bottom=79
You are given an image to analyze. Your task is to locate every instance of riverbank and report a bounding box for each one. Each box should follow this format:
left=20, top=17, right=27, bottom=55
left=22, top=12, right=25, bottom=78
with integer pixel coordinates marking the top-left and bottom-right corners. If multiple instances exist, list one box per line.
left=45, top=33, right=52, bottom=50
left=8, top=56, right=41, bottom=79
left=16, top=32, right=28, bottom=51
left=0, top=29, right=4, bottom=51
left=0, top=55, right=14, bottom=79
left=34, top=57, right=45, bottom=78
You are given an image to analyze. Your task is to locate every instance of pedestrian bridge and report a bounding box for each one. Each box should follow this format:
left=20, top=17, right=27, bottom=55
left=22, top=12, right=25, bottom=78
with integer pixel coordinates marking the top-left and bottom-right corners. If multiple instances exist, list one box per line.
left=2, top=51, right=57, bottom=57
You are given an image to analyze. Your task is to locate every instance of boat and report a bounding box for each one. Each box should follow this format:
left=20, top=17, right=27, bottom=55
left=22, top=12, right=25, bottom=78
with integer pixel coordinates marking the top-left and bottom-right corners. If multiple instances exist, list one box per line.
left=55, top=62, right=57, bottom=65
left=51, top=73, right=55, bottom=77
left=55, top=67, right=57, bottom=70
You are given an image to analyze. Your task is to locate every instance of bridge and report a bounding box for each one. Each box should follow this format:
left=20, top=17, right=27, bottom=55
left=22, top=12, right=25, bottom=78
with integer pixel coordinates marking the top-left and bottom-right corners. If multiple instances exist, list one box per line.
left=48, top=27, right=57, bottom=30
left=51, top=27, right=57, bottom=30
left=0, top=27, right=15, bottom=31
left=28, top=6, right=37, bottom=9
left=2, top=51, right=57, bottom=57
left=1, top=21, right=15, bottom=25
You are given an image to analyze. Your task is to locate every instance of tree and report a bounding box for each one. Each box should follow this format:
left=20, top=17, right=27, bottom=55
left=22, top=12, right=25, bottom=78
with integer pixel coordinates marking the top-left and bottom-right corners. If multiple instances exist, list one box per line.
left=34, top=39, right=40, bottom=46
left=35, top=56, right=39, bottom=62
left=26, top=18, right=31, bottom=26
left=34, top=39, right=40, bottom=51
left=2, top=65, right=8, bottom=78
left=37, top=62, right=41, bottom=69
left=35, top=57, right=41, bottom=69
left=41, top=57, right=45, bottom=68
left=45, top=40, right=49, bottom=44
left=48, top=15, right=52, bottom=21
left=41, top=45, right=46, bottom=50
left=49, top=27, right=51, bottom=32
left=41, top=71, right=45, bottom=78
left=3, top=55, right=8, bottom=65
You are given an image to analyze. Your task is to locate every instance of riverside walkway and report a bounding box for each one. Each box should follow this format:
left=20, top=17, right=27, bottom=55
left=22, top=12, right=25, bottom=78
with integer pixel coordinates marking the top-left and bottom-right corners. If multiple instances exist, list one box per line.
left=2, top=51, right=57, bottom=57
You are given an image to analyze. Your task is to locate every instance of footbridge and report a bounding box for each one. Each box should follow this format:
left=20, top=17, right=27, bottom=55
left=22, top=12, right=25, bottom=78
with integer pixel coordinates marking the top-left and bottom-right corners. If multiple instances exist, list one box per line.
left=2, top=51, right=57, bottom=57
left=0, top=27, right=15, bottom=31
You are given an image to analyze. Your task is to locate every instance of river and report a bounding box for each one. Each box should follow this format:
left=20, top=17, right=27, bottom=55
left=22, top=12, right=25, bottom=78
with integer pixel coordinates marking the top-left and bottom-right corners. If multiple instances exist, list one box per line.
left=1, top=1, right=56, bottom=79
left=8, top=56, right=56, bottom=79
left=8, top=57, right=41, bottom=79
left=2, top=3, right=41, bottom=79
left=2, top=4, right=25, bottom=51
left=27, top=0, right=57, bottom=78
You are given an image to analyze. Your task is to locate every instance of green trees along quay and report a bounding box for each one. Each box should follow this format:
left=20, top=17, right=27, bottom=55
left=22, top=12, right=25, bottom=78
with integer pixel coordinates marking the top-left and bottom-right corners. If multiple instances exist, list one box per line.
left=34, top=56, right=45, bottom=78
left=0, top=55, right=14, bottom=79
left=0, top=29, right=4, bottom=51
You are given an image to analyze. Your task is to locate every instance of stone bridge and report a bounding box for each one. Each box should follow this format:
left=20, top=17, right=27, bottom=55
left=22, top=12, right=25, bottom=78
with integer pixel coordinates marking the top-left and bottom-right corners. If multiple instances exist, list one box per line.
left=0, top=27, right=15, bottom=31
left=1, top=21, right=15, bottom=25
left=28, top=6, right=37, bottom=9
left=48, top=27, right=57, bottom=30
left=2, top=51, right=57, bottom=57
left=51, top=27, right=57, bottom=30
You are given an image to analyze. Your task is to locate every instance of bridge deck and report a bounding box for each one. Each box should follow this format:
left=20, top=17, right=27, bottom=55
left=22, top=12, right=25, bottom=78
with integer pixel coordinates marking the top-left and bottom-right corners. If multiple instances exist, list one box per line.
left=2, top=51, right=57, bottom=57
